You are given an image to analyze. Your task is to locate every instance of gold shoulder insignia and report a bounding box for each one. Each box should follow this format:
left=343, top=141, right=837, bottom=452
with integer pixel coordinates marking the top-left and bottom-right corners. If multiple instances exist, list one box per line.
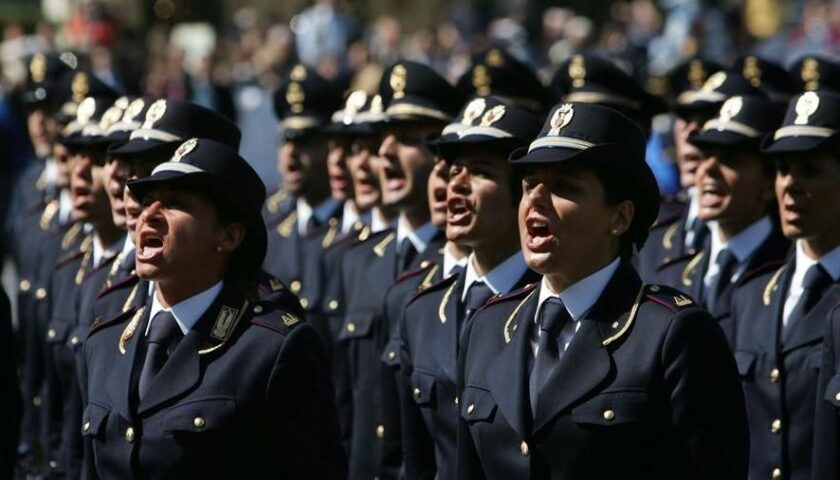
left=200, top=301, right=248, bottom=355
left=373, top=232, right=396, bottom=257
left=417, top=264, right=440, bottom=292
left=681, top=251, right=706, bottom=287
left=276, top=211, right=298, bottom=238
left=40, top=199, right=59, bottom=230
left=269, top=278, right=285, bottom=292
left=62, top=223, right=83, bottom=250
left=602, top=284, right=647, bottom=346
left=119, top=307, right=145, bottom=354
left=282, top=312, right=300, bottom=327
left=321, top=218, right=339, bottom=249
left=662, top=221, right=680, bottom=249
left=504, top=289, right=538, bottom=344
left=673, top=295, right=693, bottom=307
left=438, top=281, right=458, bottom=324
left=763, top=266, right=785, bottom=306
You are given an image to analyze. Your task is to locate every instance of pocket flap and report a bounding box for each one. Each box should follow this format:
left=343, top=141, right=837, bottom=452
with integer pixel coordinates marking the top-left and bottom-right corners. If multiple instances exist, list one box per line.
left=460, top=387, right=497, bottom=422
left=571, top=390, right=649, bottom=426
left=82, top=403, right=109, bottom=437
left=164, top=397, right=236, bottom=433
left=337, top=312, right=376, bottom=341
left=380, top=338, right=401, bottom=368
left=410, top=370, right=436, bottom=406
left=825, top=374, right=840, bottom=407
left=733, top=351, right=757, bottom=377
left=45, top=320, right=71, bottom=344
left=67, top=325, right=89, bottom=350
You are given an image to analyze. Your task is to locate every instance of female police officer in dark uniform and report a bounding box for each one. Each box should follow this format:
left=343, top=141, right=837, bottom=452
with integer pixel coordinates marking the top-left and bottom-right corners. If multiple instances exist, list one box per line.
left=79, top=138, right=345, bottom=479
left=456, top=103, right=748, bottom=479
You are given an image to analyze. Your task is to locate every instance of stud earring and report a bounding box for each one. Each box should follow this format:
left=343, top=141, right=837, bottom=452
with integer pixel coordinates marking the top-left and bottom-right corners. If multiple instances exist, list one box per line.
left=216, top=246, right=223, bottom=252
left=611, top=229, right=620, bottom=235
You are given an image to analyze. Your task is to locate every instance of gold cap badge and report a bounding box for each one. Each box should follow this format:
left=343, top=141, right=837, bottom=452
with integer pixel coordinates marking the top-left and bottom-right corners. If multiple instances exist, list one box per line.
left=794, top=92, right=820, bottom=125
left=718, top=96, right=743, bottom=122
left=479, top=105, right=506, bottom=127
left=569, top=55, right=586, bottom=88
left=172, top=138, right=198, bottom=161
left=142, top=100, right=167, bottom=129
left=548, top=104, right=574, bottom=136
left=462, top=98, right=486, bottom=126
left=390, top=65, right=408, bottom=99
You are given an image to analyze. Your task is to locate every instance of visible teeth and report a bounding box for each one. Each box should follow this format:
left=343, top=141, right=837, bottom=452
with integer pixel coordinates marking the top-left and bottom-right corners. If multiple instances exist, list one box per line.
left=531, top=221, right=547, bottom=228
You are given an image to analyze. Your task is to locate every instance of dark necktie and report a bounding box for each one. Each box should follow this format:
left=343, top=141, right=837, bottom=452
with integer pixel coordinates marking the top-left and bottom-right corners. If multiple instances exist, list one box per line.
left=786, top=264, right=832, bottom=335
left=705, top=248, right=737, bottom=312
left=397, top=237, right=418, bottom=273
left=305, top=215, right=320, bottom=235
left=686, top=219, right=709, bottom=252
left=529, top=298, right=570, bottom=416
left=463, top=281, right=494, bottom=321
left=138, top=311, right=182, bottom=398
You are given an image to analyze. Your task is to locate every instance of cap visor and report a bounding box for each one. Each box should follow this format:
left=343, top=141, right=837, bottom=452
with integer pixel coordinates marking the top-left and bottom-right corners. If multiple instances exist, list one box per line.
left=689, top=130, right=760, bottom=149
left=762, top=135, right=835, bottom=154
left=437, top=136, right=524, bottom=162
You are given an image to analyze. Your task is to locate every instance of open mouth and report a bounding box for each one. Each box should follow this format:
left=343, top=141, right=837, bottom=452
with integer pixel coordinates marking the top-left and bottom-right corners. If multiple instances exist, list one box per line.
left=137, top=230, right=165, bottom=262
left=382, top=163, right=406, bottom=191
left=524, top=215, right=555, bottom=252
left=699, top=183, right=727, bottom=208
left=432, top=187, right=447, bottom=211
left=447, top=196, right=472, bottom=224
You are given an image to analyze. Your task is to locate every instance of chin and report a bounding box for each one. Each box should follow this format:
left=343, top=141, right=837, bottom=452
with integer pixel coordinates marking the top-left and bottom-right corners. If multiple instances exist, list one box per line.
left=523, top=251, right=555, bottom=274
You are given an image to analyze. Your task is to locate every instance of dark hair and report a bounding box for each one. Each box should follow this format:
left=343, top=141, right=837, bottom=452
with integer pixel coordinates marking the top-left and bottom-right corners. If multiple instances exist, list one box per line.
left=210, top=195, right=262, bottom=302
left=588, top=165, right=637, bottom=261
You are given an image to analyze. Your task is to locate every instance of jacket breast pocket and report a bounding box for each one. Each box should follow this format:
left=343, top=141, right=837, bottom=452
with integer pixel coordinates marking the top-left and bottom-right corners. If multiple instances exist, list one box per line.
left=460, top=386, right=497, bottom=424
left=410, top=370, right=436, bottom=407
left=164, top=397, right=236, bottom=434
left=571, top=390, right=649, bottom=426
left=82, top=403, right=110, bottom=439
left=733, top=351, right=757, bottom=379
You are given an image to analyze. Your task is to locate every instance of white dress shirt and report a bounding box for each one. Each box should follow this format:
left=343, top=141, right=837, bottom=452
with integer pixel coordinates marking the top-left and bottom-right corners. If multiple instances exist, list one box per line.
left=782, top=241, right=840, bottom=326
left=684, top=187, right=700, bottom=247
left=531, top=257, right=621, bottom=357
left=340, top=200, right=361, bottom=234
left=461, top=251, right=529, bottom=301
left=396, top=215, right=438, bottom=254
left=442, top=243, right=468, bottom=278
left=703, top=216, right=773, bottom=289
left=147, top=281, right=224, bottom=336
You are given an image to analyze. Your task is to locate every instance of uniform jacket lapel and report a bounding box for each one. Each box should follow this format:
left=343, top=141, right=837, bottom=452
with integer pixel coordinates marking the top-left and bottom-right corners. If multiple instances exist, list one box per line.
left=783, top=282, right=840, bottom=353
left=486, top=290, right=538, bottom=440
left=532, top=263, right=640, bottom=435
left=107, top=305, right=149, bottom=421
left=437, top=273, right=465, bottom=384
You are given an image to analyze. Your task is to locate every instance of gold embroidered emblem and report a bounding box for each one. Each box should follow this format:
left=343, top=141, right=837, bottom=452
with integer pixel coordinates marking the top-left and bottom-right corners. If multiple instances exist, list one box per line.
left=99, top=106, right=124, bottom=130
left=569, top=55, right=586, bottom=88
left=472, top=65, right=491, bottom=95
left=548, top=104, right=574, bottom=136
left=76, top=97, right=96, bottom=125
left=794, top=92, right=820, bottom=125
left=479, top=105, right=506, bottom=127
left=702, top=71, right=727, bottom=91
left=210, top=306, right=240, bottom=341
left=172, top=138, right=198, bottom=161
left=673, top=295, right=693, bottom=307
left=71, top=73, right=89, bottom=102
left=390, top=65, right=408, bottom=99
left=718, top=96, right=743, bottom=123
left=801, top=58, right=820, bottom=91
left=123, top=99, right=145, bottom=122
left=343, top=90, right=368, bottom=123
left=119, top=307, right=145, bottom=354
left=369, top=95, right=384, bottom=114
left=269, top=278, right=285, bottom=292
left=743, top=56, right=762, bottom=87
left=687, top=59, right=707, bottom=89
left=142, top=100, right=167, bottom=129
left=462, top=98, right=486, bottom=126
left=486, top=49, right=505, bottom=67
left=290, top=64, right=307, bottom=81
left=114, top=96, right=130, bottom=110
left=282, top=313, right=300, bottom=327
left=30, top=54, right=46, bottom=83
left=286, top=82, right=305, bottom=113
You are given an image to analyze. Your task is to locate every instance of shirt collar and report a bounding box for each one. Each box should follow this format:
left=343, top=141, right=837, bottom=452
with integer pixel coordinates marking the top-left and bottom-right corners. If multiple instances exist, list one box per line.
left=371, top=207, right=391, bottom=233
left=443, top=242, right=468, bottom=278
left=795, top=240, right=840, bottom=282
left=296, top=197, right=340, bottom=234
left=536, top=257, right=621, bottom=322
left=92, top=233, right=123, bottom=268
left=685, top=187, right=699, bottom=228
left=396, top=215, right=438, bottom=253
left=59, top=189, right=73, bottom=224
left=148, top=281, right=225, bottom=336
left=461, top=251, right=529, bottom=301
left=340, top=200, right=361, bottom=234
left=121, top=234, right=135, bottom=257
left=709, top=216, right=773, bottom=264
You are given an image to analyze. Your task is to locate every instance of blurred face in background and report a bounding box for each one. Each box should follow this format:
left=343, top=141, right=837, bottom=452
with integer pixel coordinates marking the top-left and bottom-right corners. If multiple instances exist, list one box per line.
left=278, top=133, right=329, bottom=195
left=327, top=138, right=352, bottom=202
left=54, top=142, right=72, bottom=188
left=27, top=109, right=58, bottom=158
left=376, top=124, right=439, bottom=210
left=348, top=135, right=382, bottom=212
left=69, top=147, right=112, bottom=226
left=427, top=157, right=449, bottom=228
left=674, top=115, right=706, bottom=190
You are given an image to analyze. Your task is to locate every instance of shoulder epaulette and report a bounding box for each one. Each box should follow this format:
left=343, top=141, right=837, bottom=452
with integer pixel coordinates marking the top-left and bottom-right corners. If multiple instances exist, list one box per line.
left=406, top=271, right=457, bottom=304
left=737, top=259, right=787, bottom=287
left=655, top=250, right=696, bottom=271
left=61, top=222, right=83, bottom=250
left=395, top=261, right=437, bottom=285
left=96, top=273, right=140, bottom=299
left=482, top=282, right=539, bottom=309
left=265, top=188, right=289, bottom=214
left=274, top=210, right=298, bottom=238
left=257, top=272, right=287, bottom=296
left=88, top=305, right=139, bottom=337
left=650, top=211, right=683, bottom=230
left=343, top=228, right=391, bottom=252
left=642, top=284, right=697, bottom=313
left=250, top=298, right=303, bottom=336
left=55, top=249, right=85, bottom=269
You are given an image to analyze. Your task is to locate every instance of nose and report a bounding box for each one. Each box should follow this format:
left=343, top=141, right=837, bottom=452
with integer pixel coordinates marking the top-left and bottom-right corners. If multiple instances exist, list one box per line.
left=140, top=199, right=164, bottom=225
left=378, top=134, right=397, bottom=159
left=448, top=166, right=471, bottom=195
left=525, top=181, right=548, bottom=208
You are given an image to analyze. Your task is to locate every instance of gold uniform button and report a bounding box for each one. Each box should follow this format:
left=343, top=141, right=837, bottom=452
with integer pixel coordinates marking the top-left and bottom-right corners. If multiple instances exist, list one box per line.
left=253, top=305, right=264, bottom=314
left=603, top=409, right=615, bottom=421
left=20, top=280, right=31, bottom=292
left=83, top=421, right=90, bottom=432
left=194, top=417, right=205, bottom=429
left=467, top=404, right=476, bottom=415
left=47, top=329, right=56, bottom=339
left=49, top=460, right=57, bottom=469
left=835, top=392, right=840, bottom=402
left=36, top=288, right=47, bottom=299
left=388, top=351, right=396, bottom=361
left=649, top=285, right=660, bottom=292
left=33, top=396, right=42, bottom=407
left=329, top=300, right=339, bottom=311
left=611, top=321, right=620, bottom=329
left=413, top=387, right=421, bottom=398
left=520, top=441, right=530, bottom=457
left=454, top=396, right=459, bottom=405
left=769, top=368, right=780, bottom=383
left=771, top=419, right=782, bottom=433
left=376, top=425, right=385, bottom=439
left=771, top=467, right=782, bottom=480
left=70, top=336, right=79, bottom=346
left=346, top=323, right=356, bottom=333
left=300, top=298, right=309, bottom=309
left=290, top=280, right=302, bottom=293
left=420, top=260, right=431, bottom=268
left=125, top=426, right=135, bottom=443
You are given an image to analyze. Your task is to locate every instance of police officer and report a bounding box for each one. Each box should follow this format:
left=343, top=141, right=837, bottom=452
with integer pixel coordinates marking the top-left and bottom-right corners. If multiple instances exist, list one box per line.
left=80, top=138, right=345, bottom=479
left=263, top=64, right=345, bottom=293
left=638, top=70, right=769, bottom=279
left=458, top=102, right=748, bottom=479
left=652, top=95, right=788, bottom=343
left=336, top=60, right=464, bottom=479
left=731, top=90, right=840, bottom=480
left=399, top=95, right=541, bottom=479
left=733, top=55, right=797, bottom=108
left=790, top=55, right=840, bottom=94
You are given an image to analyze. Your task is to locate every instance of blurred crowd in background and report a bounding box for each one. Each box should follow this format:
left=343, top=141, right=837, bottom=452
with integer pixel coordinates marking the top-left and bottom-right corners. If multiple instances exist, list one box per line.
left=1, top=0, right=839, bottom=205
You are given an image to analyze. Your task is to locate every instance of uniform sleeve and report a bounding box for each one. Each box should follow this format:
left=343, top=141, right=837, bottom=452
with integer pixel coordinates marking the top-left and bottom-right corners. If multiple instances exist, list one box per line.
left=812, top=312, right=840, bottom=480
left=661, top=307, right=749, bottom=480
left=266, top=323, right=347, bottom=480
left=398, top=309, right=437, bottom=480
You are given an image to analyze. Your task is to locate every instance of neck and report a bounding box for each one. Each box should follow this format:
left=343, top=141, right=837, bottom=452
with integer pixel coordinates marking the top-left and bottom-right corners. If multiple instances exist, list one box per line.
left=93, top=220, right=124, bottom=250
left=378, top=204, right=399, bottom=223
left=301, top=187, right=329, bottom=207
left=446, top=241, right=470, bottom=261
left=544, top=254, right=618, bottom=294
left=401, top=204, right=431, bottom=232
left=155, top=275, right=221, bottom=309
left=802, top=234, right=840, bottom=260
left=472, top=229, right=520, bottom=278
left=715, top=210, right=765, bottom=243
